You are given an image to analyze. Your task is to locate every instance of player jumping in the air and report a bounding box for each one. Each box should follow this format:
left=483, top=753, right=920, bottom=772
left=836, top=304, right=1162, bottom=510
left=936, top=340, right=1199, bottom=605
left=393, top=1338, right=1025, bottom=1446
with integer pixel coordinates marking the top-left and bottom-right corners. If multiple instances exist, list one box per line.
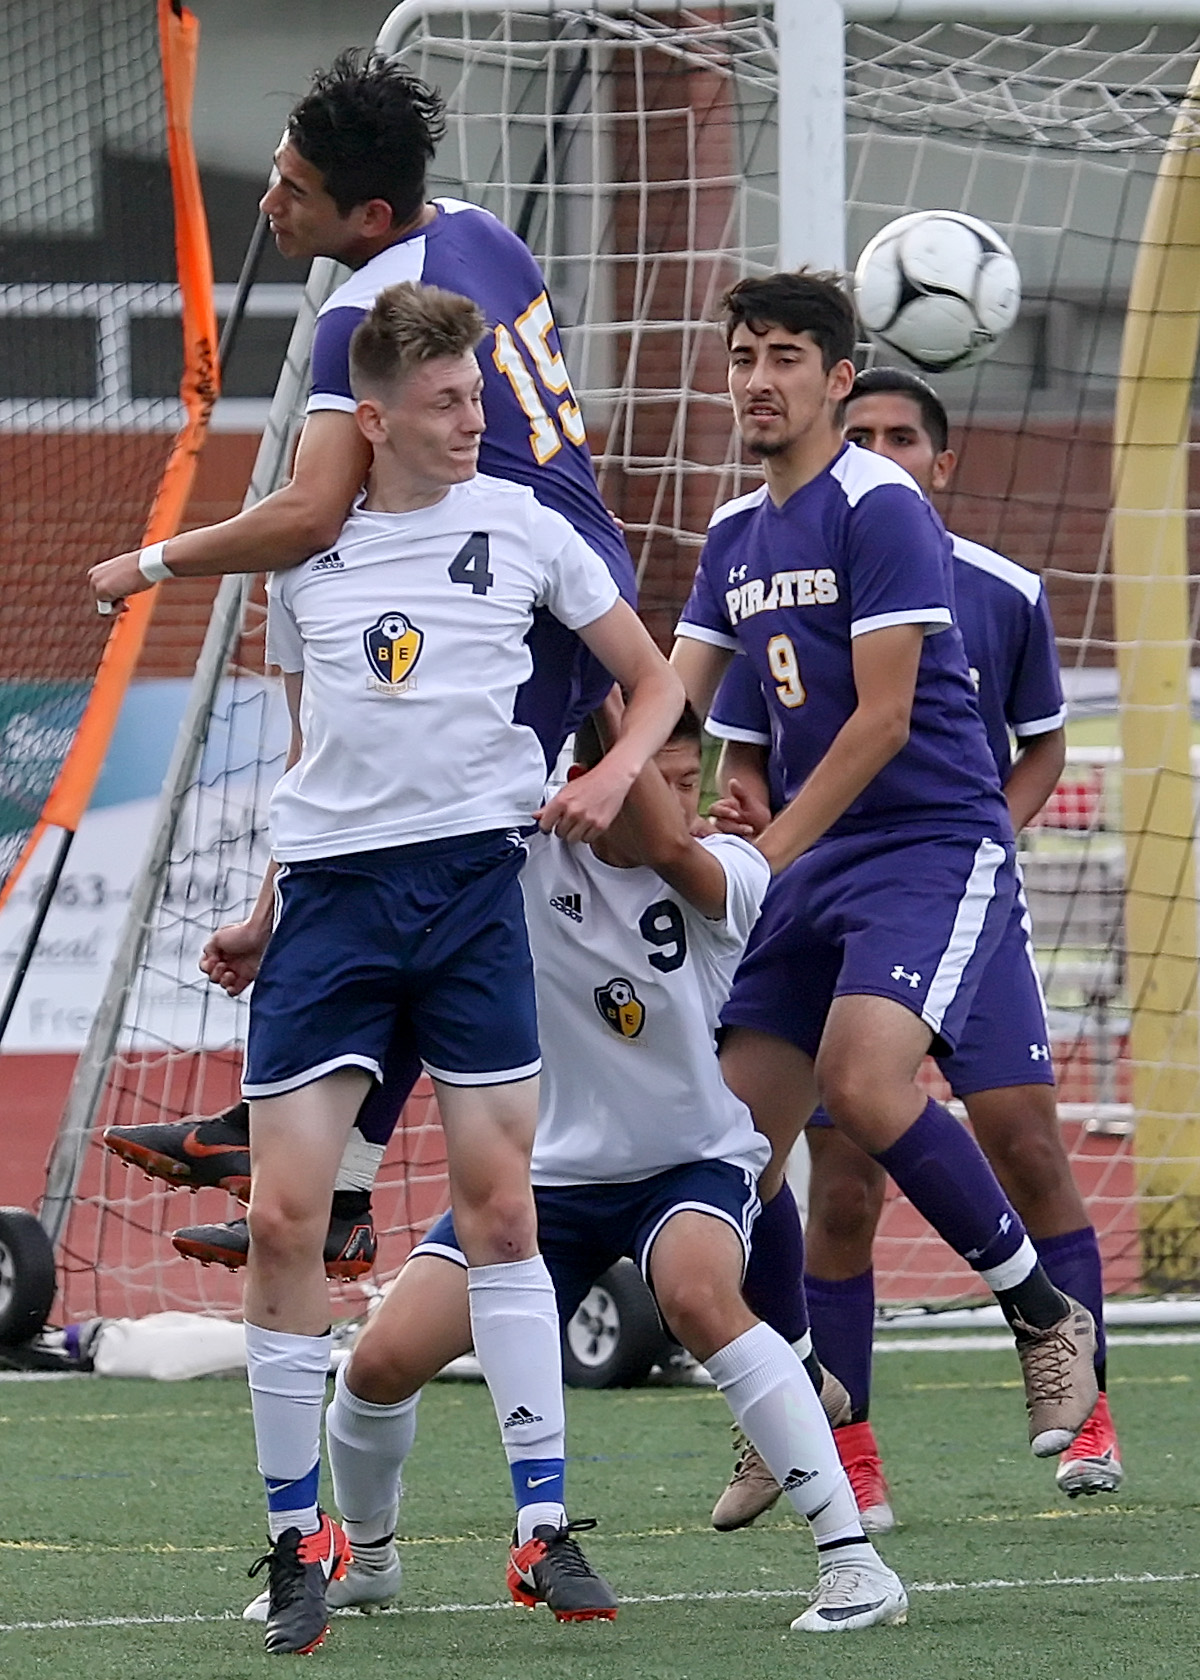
left=199, top=280, right=681, bottom=1653
left=231, top=702, right=907, bottom=1635
left=702, top=366, right=1120, bottom=1531
left=670, top=271, right=1098, bottom=1485
left=98, top=52, right=637, bottom=1266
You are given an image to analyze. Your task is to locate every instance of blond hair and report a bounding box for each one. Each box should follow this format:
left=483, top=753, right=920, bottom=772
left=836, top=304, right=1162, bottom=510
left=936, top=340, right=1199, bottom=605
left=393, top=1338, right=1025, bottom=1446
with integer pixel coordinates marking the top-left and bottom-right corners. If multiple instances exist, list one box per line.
left=349, top=280, right=487, bottom=396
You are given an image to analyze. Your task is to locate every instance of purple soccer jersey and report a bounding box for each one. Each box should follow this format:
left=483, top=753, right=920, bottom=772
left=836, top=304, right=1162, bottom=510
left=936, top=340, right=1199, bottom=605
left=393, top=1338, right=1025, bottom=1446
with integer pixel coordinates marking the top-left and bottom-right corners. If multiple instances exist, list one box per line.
left=306, top=198, right=636, bottom=760
left=708, top=530, right=1066, bottom=789
left=679, top=443, right=1009, bottom=842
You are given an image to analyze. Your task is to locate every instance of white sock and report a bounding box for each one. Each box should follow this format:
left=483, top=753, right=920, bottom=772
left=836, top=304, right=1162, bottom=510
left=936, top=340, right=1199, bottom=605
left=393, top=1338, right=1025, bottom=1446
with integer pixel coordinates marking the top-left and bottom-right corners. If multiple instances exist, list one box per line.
left=244, top=1320, right=330, bottom=1540
left=705, top=1322, right=871, bottom=1559
left=325, top=1363, right=417, bottom=1547
left=468, top=1255, right=567, bottom=1545
left=333, top=1133, right=385, bottom=1194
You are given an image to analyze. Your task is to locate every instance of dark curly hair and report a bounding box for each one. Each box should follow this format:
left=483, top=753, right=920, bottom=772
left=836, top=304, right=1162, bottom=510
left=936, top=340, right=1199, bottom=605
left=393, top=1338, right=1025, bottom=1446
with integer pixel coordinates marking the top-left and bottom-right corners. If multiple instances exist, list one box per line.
left=286, top=50, right=447, bottom=225
left=721, top=271, right=857, bottom=370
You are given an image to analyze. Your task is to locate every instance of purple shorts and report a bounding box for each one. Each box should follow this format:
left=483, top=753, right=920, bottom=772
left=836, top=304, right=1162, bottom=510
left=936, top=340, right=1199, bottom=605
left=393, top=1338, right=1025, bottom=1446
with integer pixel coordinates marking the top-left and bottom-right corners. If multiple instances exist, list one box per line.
left=722, top=828, right=1016, bottom=1062
left=807, top=872, right=1052, bottom=1124
left=939, top=872, right=1053, bottom=1096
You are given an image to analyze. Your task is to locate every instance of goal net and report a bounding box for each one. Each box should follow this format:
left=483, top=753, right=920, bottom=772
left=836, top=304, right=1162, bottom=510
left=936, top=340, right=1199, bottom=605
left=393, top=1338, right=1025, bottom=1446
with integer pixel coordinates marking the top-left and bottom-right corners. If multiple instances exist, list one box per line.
left=48, top=4, right=1200, bottom=1322
left=0, top=0, right=217, bottom=917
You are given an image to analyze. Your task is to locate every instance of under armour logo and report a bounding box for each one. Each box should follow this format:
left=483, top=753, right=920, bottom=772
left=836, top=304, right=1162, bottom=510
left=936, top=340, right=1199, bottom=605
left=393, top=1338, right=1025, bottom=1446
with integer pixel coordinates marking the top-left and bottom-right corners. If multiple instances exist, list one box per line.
left=728, top=563, right=748, bottom=583
left=1029, top=1044, right=1051, bottom=1061
left=891, top=964, right=921, bottom=989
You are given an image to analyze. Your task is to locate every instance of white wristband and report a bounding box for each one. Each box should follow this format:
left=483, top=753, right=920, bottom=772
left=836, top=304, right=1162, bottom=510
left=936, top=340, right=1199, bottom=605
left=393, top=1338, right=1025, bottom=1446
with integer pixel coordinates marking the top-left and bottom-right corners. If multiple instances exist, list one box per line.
left=138, top=541, right=174, bottom=584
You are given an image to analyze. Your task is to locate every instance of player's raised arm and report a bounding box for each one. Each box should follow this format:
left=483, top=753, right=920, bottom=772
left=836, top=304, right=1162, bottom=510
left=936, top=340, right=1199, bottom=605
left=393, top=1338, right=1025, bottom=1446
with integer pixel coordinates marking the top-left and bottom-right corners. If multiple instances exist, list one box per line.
left=538, top=596, right=684, bottom=843
left=88, top=412, right=371, bottom=609
left=753, top=621, right=922, bottom=873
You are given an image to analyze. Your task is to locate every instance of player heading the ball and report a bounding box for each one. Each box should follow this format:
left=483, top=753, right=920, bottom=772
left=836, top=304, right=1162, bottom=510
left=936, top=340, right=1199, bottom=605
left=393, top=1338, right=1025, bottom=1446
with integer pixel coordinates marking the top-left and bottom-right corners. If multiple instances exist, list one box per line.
left=206, top=278, right=681, bottom=1654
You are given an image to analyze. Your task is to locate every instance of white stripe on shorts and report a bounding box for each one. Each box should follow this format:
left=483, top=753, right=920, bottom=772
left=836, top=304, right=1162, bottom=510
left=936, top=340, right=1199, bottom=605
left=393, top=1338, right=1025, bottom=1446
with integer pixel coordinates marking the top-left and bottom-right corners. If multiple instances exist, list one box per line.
left=242, top=1051, right=382, bottom=1100
left=422, top=1056, right=541, bottom=1087
left=922, top=839, right=1007, bottom=1036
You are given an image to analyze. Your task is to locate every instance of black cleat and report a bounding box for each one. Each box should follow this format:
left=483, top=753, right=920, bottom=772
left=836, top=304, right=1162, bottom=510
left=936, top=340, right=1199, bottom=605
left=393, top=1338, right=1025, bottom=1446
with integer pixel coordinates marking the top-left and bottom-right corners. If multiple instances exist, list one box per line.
left=103, top=1102, right=252, bottom=1198
left=173, top=1192, right=378, bottom=1280
left=507, top=1518, right=618, bottom=1622
left=247, top=1512, right=349, bottom=1655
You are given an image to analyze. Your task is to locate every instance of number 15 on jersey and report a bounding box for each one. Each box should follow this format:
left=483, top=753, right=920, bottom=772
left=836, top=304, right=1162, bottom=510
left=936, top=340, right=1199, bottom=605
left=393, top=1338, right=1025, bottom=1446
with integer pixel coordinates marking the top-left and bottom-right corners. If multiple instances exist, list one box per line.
left=492, top=291, right=587, bottom=467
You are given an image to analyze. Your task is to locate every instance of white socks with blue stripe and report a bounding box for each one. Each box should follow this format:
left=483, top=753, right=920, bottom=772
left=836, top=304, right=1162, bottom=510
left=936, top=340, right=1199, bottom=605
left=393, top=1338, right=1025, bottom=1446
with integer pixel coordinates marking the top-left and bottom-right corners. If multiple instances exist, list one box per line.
left=468, top=1255, right=567, bottom=1545
left=244, top=1321, right=330, bottom=1540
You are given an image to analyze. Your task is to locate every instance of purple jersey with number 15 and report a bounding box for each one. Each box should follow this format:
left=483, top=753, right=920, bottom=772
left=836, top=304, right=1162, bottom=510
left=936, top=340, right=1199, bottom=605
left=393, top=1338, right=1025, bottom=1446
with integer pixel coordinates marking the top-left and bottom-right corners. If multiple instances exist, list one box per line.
left=306, top=197, right=636, bottom=759
left=677, top=442, right=1010, bottom=843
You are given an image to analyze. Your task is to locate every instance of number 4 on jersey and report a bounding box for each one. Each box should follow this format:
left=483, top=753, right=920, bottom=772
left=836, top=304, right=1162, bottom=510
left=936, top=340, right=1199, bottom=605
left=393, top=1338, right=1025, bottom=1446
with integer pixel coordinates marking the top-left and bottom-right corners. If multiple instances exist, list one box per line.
left=448, top=532, right=494, bottom=595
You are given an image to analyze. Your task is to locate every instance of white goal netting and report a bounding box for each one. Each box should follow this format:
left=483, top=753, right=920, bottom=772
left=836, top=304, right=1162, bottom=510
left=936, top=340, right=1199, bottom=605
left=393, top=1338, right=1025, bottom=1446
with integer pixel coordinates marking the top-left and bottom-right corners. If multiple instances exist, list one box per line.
left=49, top=7, right=1200, bottom=1319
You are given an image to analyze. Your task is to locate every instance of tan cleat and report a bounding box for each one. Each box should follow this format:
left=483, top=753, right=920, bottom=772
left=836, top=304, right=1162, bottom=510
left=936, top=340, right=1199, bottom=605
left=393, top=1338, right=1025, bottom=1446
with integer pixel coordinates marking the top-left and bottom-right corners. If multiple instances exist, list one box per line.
left=711, top=1363, right=851, bottom=1531
left=1015, top=1296, right=1098, bottom=1458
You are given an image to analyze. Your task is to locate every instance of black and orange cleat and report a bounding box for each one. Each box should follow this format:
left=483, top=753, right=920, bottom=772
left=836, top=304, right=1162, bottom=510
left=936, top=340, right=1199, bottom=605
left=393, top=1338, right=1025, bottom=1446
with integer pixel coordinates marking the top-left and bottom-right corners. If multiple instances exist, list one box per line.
left=507, top=1518, right=618, bottom=1622
left=172, top=1192, right=377, bottom=1280
left=247, top=1511, right=350, bottom=1655
left=103, top=1102, right=252, bottom=1198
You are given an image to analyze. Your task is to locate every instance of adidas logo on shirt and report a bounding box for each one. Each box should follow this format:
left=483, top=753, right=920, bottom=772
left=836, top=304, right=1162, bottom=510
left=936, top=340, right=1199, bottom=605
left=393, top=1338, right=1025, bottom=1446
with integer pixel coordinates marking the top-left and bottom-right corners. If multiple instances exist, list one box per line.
left=503, top=1405, right=545, bottom=1429
left=781, top=1466, right=818, bottom=1492
left=311, top=550, right=344, bottom=572
left=549, top=892, right=583, bottom=923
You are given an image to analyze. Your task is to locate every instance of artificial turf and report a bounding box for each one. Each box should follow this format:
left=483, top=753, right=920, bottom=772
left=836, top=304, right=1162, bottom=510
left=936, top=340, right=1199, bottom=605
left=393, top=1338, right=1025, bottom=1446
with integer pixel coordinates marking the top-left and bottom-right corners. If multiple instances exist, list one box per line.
left=1, top=1338, right=1197, bottom=1678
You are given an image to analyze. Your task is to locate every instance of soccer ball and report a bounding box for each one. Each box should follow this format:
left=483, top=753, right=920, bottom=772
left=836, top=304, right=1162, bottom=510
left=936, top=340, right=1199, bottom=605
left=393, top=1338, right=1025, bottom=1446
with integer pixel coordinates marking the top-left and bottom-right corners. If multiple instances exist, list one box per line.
left=852, top=210, right=1021, bottom=373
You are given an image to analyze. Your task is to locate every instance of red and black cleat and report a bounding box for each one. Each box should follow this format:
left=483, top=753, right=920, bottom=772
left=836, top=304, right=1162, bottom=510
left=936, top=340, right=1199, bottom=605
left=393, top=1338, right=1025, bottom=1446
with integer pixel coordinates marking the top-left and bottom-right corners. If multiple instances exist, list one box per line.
left=247, top=1511, right=350, bottom=1656
left=507, top=1519, right=618, bottom=1622
left=172, top=1193, right=377, bottom=1280
left=103, top=1102, right=252, bottom=1199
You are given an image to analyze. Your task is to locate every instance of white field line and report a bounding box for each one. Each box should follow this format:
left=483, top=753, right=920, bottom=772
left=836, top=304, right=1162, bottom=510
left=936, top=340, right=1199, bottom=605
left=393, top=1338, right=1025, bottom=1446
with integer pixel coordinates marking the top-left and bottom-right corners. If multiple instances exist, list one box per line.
left=1, top=1571, right=1197, bottom=1634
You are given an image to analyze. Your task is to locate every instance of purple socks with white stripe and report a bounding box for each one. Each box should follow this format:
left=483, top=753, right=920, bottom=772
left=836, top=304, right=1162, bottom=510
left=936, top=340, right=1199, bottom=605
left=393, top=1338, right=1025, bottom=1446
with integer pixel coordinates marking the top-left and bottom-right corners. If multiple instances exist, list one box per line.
left=873, top=1098, right=1068, bottom=1331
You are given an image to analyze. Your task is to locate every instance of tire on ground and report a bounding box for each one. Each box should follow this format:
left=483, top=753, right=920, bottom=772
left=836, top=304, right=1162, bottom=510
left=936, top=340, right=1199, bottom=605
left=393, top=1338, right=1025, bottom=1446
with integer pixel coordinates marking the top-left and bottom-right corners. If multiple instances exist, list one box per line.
left=562, top=1259, right=671, bottom=1388
left=0, top=1208, right=57, bottom=1345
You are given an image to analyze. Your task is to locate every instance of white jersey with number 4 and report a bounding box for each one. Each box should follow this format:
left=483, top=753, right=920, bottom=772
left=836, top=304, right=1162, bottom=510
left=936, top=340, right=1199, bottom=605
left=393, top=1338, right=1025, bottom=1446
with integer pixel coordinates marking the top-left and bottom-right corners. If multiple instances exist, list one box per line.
left=524, top=830, right=773, bottom=1187
left=266, top=474, right=619, bottom=860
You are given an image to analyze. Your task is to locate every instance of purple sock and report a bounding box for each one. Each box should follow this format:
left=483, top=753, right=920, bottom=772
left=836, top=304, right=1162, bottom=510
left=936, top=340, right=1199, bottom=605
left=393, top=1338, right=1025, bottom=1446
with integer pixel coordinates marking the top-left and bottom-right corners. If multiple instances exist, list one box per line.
left=742, top=1182, right=810, bottom=1344
left=355, top=1027, right=423, bottom=1148
left=1036, top=1226, right=1107, bottom=1380
left=805, top=1269, right=875, bottom=1419
left=873, top=1098, right=1031, bottom=1277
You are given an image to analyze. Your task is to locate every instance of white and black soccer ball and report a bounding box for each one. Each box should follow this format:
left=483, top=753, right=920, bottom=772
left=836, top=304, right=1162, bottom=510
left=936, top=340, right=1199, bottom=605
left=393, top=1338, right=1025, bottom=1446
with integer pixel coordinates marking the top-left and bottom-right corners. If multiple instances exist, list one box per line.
left=853, top=210, right=1021, bottom=373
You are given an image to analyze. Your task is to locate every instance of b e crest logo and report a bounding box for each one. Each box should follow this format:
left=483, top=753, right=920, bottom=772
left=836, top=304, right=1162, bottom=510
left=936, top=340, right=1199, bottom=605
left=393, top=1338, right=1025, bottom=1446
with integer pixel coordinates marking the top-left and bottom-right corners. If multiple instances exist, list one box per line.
left=594, top=977, right=645, bottom=1039
left=363, top=612, right=423, bottom=693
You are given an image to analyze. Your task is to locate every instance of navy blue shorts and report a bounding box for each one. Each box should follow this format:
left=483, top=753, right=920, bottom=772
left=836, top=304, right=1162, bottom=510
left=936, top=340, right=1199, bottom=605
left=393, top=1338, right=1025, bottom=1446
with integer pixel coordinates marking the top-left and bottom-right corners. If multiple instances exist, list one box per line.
left=243, top=829, right=540, bottom=1098
left=723, top=829, right=1016, bottom=1061
left=806, top=872, right=1053, bottom=1125
left=411, top=1159, right=761, bottom=1323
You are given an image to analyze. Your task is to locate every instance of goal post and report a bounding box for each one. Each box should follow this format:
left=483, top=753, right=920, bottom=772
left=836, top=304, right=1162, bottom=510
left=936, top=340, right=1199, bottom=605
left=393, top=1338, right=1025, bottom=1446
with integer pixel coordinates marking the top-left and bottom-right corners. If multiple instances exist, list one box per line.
left=1110, top=52, right=1200, bottom=1287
